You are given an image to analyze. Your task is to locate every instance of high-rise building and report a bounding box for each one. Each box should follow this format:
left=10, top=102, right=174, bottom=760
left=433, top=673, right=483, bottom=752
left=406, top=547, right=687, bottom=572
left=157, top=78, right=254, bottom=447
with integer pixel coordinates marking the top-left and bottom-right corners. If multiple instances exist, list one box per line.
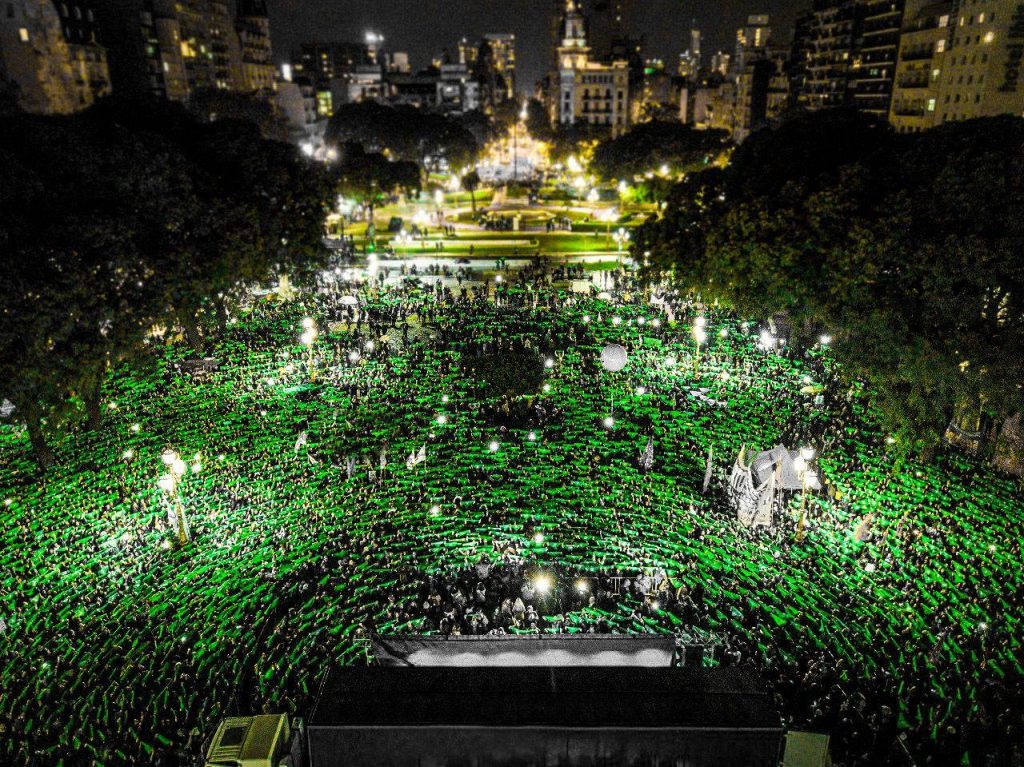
left=679, top=24, right=701, bottom=77
left=293, top=41, right=368, bottom=87
left=888, top=0, right=953, bottom=132
left=850, top=0, right=904, bottom=116
left=236, top=0, right=274, bottom=95
left=0, top=0, right=111, bottom=113
left=710, top=51, right=731, bottom=76
left=458, top=37, right=478, bottom=68
left=482, top=32, right=515, bottom=99
left=934, top=0, right=1024, bottom=123
left=90, top=0, right=264, bottom=103
left=792, top=0, right=905, bottom=116
left=735, top=14, right=771, bottom=70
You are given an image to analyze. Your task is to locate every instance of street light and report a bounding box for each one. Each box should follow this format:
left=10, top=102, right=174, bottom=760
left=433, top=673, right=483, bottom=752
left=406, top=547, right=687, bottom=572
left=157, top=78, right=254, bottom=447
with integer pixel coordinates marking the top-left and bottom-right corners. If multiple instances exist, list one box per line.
left=613, top=226, right=631, bottom=268
left=693, top=317, right=707, bottom=372
left=794, top=447, right=816, bottom=541
left=158, top=449, right=190, bottom=545
left=300, top=318, right=318, bottom=381
left=513, top=101, right=527, bottom=182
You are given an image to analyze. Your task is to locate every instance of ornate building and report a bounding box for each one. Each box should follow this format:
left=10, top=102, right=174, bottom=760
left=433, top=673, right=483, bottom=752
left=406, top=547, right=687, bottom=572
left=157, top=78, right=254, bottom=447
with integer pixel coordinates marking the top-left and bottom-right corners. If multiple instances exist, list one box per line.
left=550, top=0, right=630, bottom=135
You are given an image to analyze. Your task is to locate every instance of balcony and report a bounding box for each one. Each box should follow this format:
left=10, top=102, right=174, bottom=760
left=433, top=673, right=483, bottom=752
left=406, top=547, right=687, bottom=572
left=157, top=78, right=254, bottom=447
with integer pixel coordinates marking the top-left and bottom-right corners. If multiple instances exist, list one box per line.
left=900, top=47, right=936, bottom=61
left=896, top=74, right=930, bottom=88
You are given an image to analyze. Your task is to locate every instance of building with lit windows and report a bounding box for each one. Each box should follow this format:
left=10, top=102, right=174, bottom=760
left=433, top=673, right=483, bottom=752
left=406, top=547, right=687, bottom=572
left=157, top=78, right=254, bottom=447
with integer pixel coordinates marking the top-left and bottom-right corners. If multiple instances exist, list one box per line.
left=551, top=0, right=630, bottom=135
left=934, top=0, right=1024, bottom=122
left=481, top=32, right=515, bottom=100
left=735, top=14, right=771, bottom=71
left=0, top=0, right=110, bottom=113
left=88, top=0, right=271, bottom=103
left=235, top=0, right=273, bottom=95
left=888, top=0, right=953, bottom=131
left=792, top=0, right=905, bottom=116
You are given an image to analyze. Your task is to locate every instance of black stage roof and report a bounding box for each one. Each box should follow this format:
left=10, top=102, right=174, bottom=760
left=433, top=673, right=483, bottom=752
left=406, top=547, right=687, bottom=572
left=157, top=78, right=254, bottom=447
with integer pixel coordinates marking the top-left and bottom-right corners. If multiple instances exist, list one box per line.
left=310, top=666, right=780, bottom=730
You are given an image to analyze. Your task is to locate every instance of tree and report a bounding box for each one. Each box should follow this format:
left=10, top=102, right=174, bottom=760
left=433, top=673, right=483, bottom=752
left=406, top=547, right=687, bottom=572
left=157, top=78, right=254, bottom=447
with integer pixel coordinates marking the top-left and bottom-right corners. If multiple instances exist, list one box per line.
left=0, top=102, right=333, bottom=469
left=326, top=102, right=478, bottom=172
left=525, top=98, right=553, bottom=141
left=333, top=142, right=421, bottom=220
left=462, top=169, right=481, bottom=213
left=590, top=120, right=731, bottom=181
left=642, top=111, right=1024, bottom=460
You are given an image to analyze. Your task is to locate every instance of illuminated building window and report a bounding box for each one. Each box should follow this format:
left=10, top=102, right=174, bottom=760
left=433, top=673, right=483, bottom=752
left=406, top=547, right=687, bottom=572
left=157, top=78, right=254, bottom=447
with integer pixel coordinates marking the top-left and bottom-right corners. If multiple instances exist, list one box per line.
left=18, top=27, right=28, bottom=42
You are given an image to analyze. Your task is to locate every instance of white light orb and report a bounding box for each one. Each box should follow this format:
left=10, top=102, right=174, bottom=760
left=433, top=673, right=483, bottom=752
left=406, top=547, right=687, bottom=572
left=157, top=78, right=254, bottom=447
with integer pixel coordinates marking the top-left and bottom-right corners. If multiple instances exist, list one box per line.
left=600, top=344, right=628, bottom=372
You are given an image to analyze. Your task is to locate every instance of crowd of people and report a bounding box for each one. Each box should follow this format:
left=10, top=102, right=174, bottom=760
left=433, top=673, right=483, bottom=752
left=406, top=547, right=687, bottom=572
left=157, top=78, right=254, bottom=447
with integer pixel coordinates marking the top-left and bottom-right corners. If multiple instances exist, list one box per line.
left=0, top=259, right=1022, bottom=766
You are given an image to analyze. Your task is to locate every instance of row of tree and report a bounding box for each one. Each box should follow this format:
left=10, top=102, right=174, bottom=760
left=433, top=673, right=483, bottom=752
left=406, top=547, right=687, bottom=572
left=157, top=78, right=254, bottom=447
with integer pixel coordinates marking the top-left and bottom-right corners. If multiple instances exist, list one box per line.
left=0, top=99, right=334, bottom=468
left=637, top=110, right=1024, bottom=460
left=589, top=120, right=730, bottom=181
left=325, top=101, right=479, bottom=172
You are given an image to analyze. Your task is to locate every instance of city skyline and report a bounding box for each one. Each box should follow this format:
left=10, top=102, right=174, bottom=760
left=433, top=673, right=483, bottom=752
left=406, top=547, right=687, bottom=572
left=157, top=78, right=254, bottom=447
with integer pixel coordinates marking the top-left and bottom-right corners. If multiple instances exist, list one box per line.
left=269, top=0, right=804, bottom=92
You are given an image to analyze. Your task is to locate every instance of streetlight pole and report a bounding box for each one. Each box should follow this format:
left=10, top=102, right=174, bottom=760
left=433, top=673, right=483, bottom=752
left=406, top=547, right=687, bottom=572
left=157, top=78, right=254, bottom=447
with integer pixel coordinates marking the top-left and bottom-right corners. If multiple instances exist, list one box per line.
left=300, top=317, right=318, bottom=382
left=693, top=316, right=707, bottom=373
left=159, top=449, right=190, bottom=545
left=794, top=447, right=816, bottom=541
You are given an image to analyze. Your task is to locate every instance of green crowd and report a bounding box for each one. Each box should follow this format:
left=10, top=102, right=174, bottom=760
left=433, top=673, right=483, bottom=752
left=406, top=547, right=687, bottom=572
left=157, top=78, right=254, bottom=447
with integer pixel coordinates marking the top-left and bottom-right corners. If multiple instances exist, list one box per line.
left=0, top=264, right=1021, bottom=766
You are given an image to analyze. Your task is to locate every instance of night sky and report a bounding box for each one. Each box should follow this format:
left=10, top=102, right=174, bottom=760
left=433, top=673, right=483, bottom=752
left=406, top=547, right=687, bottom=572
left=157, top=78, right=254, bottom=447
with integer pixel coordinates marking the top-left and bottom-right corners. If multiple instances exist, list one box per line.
left=269, top=0, right=806, bottom=93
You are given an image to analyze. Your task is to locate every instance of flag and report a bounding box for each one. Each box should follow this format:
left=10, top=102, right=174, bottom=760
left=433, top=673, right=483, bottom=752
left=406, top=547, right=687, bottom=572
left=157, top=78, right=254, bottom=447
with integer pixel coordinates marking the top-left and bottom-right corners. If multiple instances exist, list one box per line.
left=0, top=616, right=7, bottom=633
left=294, top=431, right=308, bottom=455
left=407, top=445, right=427, bottom=469
left=702, top=446, right=714, bottom=493
left=638, top=436, right=654, bottom=472
left=346, top=456, right=355, bottom=478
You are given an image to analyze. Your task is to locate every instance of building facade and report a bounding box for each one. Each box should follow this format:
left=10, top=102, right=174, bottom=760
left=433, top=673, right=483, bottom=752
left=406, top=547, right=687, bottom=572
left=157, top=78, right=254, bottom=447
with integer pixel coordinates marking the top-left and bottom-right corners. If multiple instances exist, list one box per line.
left=934, top=0, right=1024, bottom=122
left=551, top=0, right=630, bottom=135
left=0, top=0, right=110, bottom=113
left=792, top=0, right=905, bottom=115
left=235, top=0, right=273, bottom=94
left=888, top=0, right=952, bottom=131
left=87, top=0, right=271, bottom=103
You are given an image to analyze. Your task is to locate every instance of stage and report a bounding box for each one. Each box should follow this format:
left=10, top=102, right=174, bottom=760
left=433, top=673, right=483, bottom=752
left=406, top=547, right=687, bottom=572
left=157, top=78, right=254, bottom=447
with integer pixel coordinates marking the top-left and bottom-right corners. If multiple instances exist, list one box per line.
left=307, top=664, right=783, bottom=767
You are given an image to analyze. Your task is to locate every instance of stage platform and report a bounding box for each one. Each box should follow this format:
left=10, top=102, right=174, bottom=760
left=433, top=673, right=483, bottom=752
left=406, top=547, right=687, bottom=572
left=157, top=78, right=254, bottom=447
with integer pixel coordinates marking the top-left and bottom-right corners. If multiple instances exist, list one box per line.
left=307, top=666, right=783, bottom=767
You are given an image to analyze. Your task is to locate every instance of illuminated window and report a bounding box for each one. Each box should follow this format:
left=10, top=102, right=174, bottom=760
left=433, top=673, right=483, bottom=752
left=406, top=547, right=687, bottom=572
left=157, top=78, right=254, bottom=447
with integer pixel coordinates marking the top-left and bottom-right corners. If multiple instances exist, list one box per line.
left=927, top=98, right=936, bottom=111
left=938, top=14, right=949, bottom=27
left=18, top=27, right=28, bottom=42
left=983, top=31, right=994, bottom=43
left=935, top=39, right=946, bottom=53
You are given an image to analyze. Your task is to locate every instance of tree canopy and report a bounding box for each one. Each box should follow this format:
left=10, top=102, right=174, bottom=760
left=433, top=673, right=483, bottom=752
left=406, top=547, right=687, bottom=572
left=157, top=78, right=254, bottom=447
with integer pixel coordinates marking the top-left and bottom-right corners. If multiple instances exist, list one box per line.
left=0, top=100, right=332, bottom=468
left=333, top=142, right=422, bottom=213
left=638, top=111, right=1024, bottom=458
left=590, top=121, right=731, bottom=181
left=325, top=101, right=478, bottom=172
